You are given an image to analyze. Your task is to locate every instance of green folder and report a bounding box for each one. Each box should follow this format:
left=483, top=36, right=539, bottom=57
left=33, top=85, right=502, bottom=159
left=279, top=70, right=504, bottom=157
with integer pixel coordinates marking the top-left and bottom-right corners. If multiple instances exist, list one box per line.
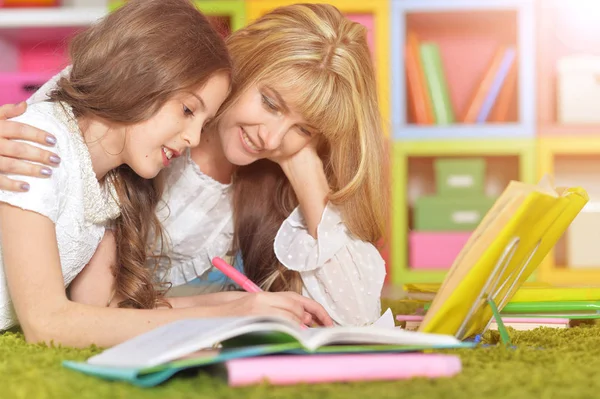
left=501, top=301, right=600, bottom=317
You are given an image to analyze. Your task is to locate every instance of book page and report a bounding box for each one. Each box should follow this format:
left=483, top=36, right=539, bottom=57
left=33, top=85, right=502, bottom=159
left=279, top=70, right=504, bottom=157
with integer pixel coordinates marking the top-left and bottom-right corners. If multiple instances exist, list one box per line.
left=87, top=317, right=302, bottom=369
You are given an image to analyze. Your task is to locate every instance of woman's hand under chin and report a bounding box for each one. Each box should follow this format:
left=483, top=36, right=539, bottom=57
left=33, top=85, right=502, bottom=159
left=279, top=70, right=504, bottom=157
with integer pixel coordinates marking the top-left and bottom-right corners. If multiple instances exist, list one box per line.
left=274, top=139, right=322, bottom=180
left=272, top=140, right=330, bottom=238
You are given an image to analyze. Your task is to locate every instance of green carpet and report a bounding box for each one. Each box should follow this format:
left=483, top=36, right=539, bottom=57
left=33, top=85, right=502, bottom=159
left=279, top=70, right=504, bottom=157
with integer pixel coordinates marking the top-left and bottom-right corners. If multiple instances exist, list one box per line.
left=3, top=299, right=600, bottom=398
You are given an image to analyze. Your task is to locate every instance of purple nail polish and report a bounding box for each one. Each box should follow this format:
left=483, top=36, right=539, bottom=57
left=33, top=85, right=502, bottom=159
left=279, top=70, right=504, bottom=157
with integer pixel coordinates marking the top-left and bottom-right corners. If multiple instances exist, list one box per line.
left=41, top=168, right=52, bottom=176
left=49, top=155, right=61, bottom=165
left=46, top=135, right=57, bottom=145
left=21, top=183, right=30, bottom=191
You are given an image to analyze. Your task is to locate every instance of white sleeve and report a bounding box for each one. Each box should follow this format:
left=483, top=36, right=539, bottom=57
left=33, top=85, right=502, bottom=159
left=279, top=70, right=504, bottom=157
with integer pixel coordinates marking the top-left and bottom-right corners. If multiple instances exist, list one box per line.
left=274, top=203, right=386, bottom=326
left=0, top=110, right=68, bottom=222
left=27, top=66, right=72, bottom=105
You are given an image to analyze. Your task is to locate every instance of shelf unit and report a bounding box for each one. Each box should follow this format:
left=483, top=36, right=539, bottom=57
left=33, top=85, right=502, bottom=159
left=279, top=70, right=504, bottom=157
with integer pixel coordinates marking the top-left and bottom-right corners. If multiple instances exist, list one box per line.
left=391, top=0, right=535, bottom=141
left=537, top=137, right=600, bottom=285
left=533, top=0, right=600, bottom=285
left=0, top=3, right=108, bottom=105
left=110, top=1, right=246, bottom=33
left=0, top=7, right=106, bottom=28
left=391, top=138, right=536, bottom=285
left=246, top=0, right=390, bottom=136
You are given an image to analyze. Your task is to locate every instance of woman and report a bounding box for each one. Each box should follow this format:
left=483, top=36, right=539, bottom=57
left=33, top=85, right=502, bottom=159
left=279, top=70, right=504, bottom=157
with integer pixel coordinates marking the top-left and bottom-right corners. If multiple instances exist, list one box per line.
left=0, top=4, right=388, bottom=326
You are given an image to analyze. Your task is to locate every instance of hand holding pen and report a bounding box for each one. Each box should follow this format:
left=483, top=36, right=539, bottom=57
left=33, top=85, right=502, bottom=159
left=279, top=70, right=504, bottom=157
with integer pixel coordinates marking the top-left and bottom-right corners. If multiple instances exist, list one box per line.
left=211, top=257, right=333, bottom=328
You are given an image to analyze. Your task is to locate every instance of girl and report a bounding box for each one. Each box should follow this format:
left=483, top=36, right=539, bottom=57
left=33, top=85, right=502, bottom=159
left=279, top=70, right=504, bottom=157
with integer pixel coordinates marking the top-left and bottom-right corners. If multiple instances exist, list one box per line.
left=0, top=0, right=331, bottom=348
left=0, top=4, right=387, bottom=326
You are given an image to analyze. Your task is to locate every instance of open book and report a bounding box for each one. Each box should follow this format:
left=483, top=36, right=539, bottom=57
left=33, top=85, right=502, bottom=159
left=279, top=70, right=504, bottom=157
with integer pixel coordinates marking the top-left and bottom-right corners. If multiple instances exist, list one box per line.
left=62, top=314, right=473, bottom=386
left=83, top=315, right=466, bottom=369
left=419, top=175, right=588, bottom=339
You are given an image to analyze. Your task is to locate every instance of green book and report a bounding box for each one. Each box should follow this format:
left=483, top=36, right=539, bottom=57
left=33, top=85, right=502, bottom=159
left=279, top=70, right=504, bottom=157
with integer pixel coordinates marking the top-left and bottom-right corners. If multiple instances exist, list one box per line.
left=419, top=42, right=455, bottom=125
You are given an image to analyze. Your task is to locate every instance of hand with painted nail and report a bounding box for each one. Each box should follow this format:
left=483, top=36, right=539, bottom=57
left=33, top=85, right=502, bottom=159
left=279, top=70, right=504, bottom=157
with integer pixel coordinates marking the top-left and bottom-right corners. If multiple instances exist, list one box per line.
left=0, top=102, right=61, bottom=192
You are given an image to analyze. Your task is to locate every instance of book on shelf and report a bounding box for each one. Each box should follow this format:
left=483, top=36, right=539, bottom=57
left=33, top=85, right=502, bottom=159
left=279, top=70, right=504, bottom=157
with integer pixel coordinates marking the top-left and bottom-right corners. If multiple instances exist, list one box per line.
left=405, top=33, right=519, bottom=126
left=420, top=41, right=455, bottom=125
left=476, top=47, right=517, bottom=123
left=405, top=30, right=434, bottom=125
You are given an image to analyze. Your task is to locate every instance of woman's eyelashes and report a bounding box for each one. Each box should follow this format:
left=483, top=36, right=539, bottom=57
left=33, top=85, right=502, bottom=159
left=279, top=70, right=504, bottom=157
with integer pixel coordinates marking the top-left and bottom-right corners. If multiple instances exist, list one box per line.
left=298, top=126, right=312, bottom=137
left=261, top=94, right=279, bottom=113
left=183, top=104, right=194, bottom=117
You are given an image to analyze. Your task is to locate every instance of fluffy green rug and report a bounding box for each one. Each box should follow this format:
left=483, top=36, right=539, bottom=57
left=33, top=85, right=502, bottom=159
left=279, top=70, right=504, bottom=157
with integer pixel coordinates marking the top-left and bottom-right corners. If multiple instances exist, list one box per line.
left=3, top=299, right=600, bottom=398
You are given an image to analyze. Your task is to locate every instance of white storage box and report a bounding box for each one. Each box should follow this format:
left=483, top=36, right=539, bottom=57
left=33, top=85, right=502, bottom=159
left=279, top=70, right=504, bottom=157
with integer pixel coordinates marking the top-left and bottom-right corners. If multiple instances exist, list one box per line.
left=567, top=201, right=600, bottom=268
left=558, top=55, right=600, bottom=124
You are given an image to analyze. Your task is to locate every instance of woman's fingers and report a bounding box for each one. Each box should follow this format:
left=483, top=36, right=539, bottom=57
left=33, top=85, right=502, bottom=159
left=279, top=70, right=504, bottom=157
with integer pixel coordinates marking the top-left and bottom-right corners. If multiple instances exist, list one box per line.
left=0, top=102, right=26, bottom=120
left=0, top=136, right=61, bottom=168
left=0, top=175, right=30, bottom=192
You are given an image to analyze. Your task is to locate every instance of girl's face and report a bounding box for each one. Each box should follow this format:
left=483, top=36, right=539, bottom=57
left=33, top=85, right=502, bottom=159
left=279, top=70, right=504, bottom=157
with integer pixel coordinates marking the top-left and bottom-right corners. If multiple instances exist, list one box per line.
left=124, top=72, right=230, bottom=179
left=216, top=83, right=318, bottom=166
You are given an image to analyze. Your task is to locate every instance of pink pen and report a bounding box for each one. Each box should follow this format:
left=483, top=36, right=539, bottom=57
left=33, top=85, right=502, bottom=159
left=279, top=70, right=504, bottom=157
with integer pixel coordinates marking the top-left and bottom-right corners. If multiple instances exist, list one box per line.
left=211, top=256, right=309, bottom=329
left=211, top=257, right=262, bottom=293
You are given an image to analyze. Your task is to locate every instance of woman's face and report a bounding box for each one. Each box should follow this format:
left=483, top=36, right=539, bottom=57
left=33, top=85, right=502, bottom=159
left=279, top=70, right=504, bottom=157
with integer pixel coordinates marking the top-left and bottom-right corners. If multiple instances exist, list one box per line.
left=216, top=83, right=318, bottom=166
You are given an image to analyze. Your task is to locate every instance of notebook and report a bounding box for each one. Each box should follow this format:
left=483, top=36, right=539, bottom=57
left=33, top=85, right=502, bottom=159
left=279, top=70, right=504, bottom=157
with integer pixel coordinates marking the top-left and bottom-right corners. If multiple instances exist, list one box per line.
left=397, top=315, right=570, bottom=331
left=419, top=175, right=588, bottom=339
left=63, top=315, right=474, bottom=386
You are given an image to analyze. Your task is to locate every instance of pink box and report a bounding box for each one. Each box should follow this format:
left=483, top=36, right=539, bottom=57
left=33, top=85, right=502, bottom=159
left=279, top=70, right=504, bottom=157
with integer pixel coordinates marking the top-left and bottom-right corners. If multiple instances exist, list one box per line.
left=0, top=72, right=56, bottom=104
left=409, top=231, right=471, bottom=269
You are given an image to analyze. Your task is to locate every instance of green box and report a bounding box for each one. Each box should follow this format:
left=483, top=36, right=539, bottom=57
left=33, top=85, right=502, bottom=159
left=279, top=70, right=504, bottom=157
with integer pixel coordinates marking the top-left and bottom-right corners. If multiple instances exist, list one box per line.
left=434, top=158, right=486, bottom=196
left=414, top=195, right=497, bottom=231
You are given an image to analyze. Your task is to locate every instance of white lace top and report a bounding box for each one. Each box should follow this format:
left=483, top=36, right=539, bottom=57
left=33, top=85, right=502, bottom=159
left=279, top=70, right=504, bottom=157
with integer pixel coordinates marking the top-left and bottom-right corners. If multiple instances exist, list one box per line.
left=0, top=101, right=120, bottom=330
left=29, top=68, right=386, bottom=326
left=152, top=151, right=386, bottom=326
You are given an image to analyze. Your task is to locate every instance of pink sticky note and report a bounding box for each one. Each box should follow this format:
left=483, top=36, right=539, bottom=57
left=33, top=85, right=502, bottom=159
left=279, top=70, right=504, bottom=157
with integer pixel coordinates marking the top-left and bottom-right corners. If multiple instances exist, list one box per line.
left=226, top=353, right=461, bottom=387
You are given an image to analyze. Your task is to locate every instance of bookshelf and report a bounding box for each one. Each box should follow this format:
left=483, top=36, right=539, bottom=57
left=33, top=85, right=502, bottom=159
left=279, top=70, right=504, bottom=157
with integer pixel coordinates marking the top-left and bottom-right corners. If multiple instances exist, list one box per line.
left=537, top=0, right=600, bottom=136
left=110, top=1, right=246, bottom=34
left=246, top=0, right=390, bottom=136
left=391, top=0, right=535, bottom=140
left=0, top=2, right=105, bottom=105
left=534, top=0, right=600, bottom=286
left=391, top=138, right=536, bottom=285
left=536, top=138, right=600, bottom=285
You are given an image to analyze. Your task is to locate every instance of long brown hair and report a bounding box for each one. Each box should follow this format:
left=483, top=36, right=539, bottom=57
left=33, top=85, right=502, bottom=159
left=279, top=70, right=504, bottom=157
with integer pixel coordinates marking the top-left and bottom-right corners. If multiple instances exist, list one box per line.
left=50, top=0, right=232, bottom=308
left=229, top=4, right=388, bottom=293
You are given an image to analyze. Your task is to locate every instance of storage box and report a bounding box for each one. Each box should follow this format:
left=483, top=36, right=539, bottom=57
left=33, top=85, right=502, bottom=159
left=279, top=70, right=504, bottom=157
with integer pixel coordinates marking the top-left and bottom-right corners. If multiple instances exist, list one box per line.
left=434, top=158, right=486, bottom=196
left=557, top=55, right=600, bottom=124
left=414, top=195, right=496, bottom=231
left=409, top=231, right=471, bottom=269
left=566, top=201, right=600, bottom=268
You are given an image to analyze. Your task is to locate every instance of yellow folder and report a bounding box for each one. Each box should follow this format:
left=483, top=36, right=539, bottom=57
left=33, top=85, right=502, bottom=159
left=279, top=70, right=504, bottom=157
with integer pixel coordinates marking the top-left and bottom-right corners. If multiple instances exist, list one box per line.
left=418, top=175, right=588, bottom=339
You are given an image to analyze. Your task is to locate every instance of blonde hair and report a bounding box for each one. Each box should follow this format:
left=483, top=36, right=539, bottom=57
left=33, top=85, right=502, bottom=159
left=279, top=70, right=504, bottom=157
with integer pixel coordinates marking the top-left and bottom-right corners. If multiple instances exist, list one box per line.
left=50, top=0, right=232, bottom=308
left=229, top=4, right=388, bottom=292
